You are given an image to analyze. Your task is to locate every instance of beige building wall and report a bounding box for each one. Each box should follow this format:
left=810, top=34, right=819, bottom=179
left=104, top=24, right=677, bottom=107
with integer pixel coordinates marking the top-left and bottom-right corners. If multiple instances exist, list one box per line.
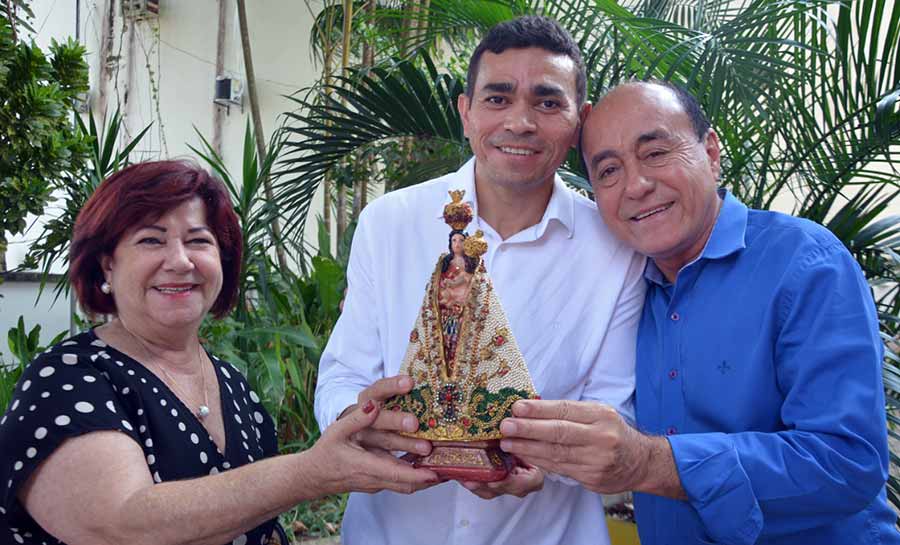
left=2, top=0, right=325, bottom=347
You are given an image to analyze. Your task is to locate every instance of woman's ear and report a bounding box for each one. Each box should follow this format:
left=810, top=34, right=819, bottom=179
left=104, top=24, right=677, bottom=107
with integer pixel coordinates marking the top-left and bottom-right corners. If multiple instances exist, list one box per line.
left=100, top=254, right=113, bottom=284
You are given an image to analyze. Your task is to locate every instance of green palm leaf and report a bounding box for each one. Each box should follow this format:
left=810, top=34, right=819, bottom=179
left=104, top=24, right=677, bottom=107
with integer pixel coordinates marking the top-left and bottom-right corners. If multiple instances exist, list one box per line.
left=275, top=50, right=467, bottom=245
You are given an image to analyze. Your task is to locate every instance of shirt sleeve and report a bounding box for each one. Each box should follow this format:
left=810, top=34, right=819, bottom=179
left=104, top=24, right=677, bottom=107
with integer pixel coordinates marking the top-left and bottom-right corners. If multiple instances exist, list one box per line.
left=580, top=250, right=646, bottom=424
left=315, top=206, right=385, bottom=429
left=668, top=240, right=889, bottom=544
left=547, top=249, right=646, bottom=487
left=0, top=344, right=140, bottom=524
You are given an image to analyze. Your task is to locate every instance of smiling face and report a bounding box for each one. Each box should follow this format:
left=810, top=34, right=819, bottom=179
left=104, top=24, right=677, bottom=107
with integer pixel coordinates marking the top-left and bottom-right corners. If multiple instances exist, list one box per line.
left=458, top=47, right=584, bottom=195
left=101, top=197, right=223, bottom=336
left=582, top=83, right=722, bottom=281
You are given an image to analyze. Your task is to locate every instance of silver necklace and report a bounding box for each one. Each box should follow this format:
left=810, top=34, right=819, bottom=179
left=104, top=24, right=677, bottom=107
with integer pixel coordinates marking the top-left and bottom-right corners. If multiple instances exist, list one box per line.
left=118, top=320, right=211, bottom=420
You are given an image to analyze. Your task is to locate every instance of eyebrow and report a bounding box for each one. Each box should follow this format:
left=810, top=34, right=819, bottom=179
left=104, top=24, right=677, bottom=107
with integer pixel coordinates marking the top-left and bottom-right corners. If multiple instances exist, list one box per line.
left=533, top=84, right=565, bottom=98
left=479, top=81, right=567, bottom=99
left=480, top=82, right=515, bottom=94
left=636, top=129, right=671, bottom=145
left=134, top=225, right=212, bottom=234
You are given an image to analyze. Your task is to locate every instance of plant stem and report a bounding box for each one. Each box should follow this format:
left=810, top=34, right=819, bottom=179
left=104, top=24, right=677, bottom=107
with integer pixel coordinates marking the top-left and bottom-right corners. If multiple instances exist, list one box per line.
left=236, top=0, right=289, bottom=271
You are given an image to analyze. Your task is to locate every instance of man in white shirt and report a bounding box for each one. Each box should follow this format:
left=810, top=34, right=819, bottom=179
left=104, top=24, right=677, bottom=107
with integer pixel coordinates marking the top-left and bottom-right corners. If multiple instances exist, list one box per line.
left=315, top=16, right=646, bottom=545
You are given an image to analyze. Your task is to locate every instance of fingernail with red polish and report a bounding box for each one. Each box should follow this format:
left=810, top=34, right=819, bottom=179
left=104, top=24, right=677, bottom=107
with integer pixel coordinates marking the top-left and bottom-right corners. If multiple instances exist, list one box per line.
left=362, top=400, right=375, bottom=414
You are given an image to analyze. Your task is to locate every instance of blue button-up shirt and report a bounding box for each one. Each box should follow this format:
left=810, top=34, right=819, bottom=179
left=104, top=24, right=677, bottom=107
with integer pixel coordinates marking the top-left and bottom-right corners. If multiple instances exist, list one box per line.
left=634, top=191, right=900, bottom=544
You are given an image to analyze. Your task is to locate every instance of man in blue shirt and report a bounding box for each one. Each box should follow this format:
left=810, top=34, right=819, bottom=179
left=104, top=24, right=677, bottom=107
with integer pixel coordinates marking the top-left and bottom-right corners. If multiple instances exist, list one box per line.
left=498, top=80, right=900, bottom=544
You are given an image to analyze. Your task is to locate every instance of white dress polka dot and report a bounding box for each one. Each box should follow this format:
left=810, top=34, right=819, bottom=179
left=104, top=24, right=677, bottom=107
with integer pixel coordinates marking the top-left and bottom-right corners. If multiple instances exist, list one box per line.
left=0, top=330, right=280, bottom=544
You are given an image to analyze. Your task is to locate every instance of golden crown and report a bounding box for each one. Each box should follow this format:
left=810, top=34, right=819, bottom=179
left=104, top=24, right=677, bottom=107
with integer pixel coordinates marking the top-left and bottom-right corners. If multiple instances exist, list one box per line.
left=443, top=190, right=474, bottom=231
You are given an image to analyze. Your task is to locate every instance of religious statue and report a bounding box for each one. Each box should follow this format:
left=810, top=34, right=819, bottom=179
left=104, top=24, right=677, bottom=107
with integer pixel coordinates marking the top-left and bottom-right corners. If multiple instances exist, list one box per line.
left=385, top=190, right=539, bottom=482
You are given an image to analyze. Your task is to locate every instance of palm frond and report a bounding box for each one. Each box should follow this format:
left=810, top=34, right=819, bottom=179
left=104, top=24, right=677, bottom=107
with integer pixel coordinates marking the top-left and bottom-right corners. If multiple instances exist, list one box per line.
left=275, top=50, right=465, bottom=245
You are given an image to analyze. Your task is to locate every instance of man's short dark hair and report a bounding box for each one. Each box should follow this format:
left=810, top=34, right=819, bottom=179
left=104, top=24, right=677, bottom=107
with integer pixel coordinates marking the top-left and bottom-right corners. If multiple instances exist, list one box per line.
left=465, top=16, right=587, bottom=106
left=643, top=79, right=711, bottom=140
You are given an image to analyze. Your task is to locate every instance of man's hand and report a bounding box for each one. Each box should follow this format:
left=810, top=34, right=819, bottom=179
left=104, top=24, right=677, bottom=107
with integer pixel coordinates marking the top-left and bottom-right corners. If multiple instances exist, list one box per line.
left=459, top=464, right=544, bottom=500
left=498, top=399, right=684, bottom=498
left=341, top=376, right=432, bottom=458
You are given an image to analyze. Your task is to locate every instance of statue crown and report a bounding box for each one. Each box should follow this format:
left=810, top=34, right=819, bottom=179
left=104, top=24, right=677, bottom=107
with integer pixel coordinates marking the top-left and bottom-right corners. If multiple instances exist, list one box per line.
left=443, top=190, right=474, bottom=231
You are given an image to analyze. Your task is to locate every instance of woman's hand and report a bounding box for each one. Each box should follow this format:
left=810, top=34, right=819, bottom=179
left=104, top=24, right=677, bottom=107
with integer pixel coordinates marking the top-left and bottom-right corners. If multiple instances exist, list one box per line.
left=308, top=401, right=439, bottom=495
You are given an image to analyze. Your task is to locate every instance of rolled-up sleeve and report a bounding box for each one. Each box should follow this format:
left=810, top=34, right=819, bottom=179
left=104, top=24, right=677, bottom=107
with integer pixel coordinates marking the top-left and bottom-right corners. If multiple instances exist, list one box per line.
left=669, top=241, right=888, bottom=543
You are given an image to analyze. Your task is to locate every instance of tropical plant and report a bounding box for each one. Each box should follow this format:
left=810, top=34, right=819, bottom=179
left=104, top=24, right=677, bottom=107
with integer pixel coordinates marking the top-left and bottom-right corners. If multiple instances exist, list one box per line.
left=1, top=317, right=66, bottom=412
left=21, top=109, right=151, bottom=299
left=191, top=122, right=349, bottom=446
left=0, top=5, right=90, bottom=271
left=276, top=52, right=469, bottom=247
left=190, top=121, right=287, bottom=299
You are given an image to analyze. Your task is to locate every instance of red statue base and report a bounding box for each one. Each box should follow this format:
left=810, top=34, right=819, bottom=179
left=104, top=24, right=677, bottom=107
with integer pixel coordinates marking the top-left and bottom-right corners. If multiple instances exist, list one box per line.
left=403, top=440, right=516, bottom=482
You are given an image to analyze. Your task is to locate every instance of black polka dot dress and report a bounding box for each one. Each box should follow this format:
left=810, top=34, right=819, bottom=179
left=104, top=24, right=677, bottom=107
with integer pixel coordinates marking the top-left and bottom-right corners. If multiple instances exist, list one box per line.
left=0, top=330, right=280, bottom=545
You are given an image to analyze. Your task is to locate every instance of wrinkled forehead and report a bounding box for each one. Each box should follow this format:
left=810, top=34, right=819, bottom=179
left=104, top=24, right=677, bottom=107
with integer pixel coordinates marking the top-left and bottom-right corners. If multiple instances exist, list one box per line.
left=599, top=84, right=685, bottom=123
left=584, top=84, right=692, bottom=149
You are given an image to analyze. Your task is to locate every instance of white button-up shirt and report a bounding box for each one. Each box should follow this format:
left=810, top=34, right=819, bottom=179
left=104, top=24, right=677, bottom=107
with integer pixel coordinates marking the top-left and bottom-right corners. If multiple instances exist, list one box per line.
left=315, top=158, right=646, bottom=545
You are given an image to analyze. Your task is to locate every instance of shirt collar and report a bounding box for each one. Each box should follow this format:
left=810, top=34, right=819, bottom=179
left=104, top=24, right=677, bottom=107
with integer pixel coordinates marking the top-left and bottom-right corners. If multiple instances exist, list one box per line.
left=435, top=157, right=575, bottom=239
left=703, top=188, right=748, bottom=259
left=643, top=188, right=748, bottom=286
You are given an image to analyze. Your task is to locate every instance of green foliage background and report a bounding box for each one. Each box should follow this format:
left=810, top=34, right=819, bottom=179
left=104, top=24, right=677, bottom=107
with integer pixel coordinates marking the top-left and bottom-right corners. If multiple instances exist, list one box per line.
left=0, top=9, right=89, bottom=270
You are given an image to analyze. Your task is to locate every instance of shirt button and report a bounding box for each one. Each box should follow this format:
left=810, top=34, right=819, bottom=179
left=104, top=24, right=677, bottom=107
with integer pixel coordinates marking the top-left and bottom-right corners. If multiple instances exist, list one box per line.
left=670, top=312, right=680, bottom=321
left=666, top=427, right=677, bottom=435
left=459, top=519, right=470, bottom=528
left=668, top=369, right=678, bottom=379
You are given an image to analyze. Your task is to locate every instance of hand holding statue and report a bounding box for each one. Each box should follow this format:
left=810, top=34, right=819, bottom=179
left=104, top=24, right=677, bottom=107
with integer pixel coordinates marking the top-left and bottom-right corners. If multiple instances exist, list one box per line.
left=341, top=376, right=433, bottom=458
left=310, top=399, right=438, bottom=495
left=499, top=399, right=684, bottom=498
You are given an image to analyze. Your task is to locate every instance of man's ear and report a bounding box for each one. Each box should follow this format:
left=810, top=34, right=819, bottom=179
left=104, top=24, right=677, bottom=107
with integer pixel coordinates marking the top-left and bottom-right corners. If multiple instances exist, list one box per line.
left=704, top=128, right=722, bottom=180
left=572, top=102, right=592, bottom=149
left=458, top=93, right=472, bottom=140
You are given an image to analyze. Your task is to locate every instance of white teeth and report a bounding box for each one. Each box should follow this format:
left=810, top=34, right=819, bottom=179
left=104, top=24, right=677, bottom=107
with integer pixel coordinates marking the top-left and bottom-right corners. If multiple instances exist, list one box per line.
left=156, top=287, right=192, bottom=293
left=634, top=204, right=671, bottom=221
left=499, top=147, right=535, bottom=156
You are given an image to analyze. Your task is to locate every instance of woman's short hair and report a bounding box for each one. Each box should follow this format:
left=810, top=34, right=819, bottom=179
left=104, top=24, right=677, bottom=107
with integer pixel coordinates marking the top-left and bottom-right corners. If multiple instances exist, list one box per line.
left=70, top=160, right=242, bottom=318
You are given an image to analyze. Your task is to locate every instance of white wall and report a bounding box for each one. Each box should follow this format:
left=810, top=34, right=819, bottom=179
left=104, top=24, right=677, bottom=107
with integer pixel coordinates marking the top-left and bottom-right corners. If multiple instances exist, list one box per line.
left=0, top=275, right=72, bottom=365
left=4, top=0, right=325, bottom=346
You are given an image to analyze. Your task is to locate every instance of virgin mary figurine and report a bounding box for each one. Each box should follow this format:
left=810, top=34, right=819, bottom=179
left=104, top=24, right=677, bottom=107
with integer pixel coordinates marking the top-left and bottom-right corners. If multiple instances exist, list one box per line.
left=385, top=190, right=539, bottom=482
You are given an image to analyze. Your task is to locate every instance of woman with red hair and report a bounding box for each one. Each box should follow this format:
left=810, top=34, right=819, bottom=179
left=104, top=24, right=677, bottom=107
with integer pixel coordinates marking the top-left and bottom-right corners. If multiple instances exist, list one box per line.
left=0, top=160, right=435, bottom=545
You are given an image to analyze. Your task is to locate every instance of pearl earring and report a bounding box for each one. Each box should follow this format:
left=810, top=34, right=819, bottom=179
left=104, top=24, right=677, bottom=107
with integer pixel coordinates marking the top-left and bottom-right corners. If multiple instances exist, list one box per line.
left=100, top=282, right=112, bottom=294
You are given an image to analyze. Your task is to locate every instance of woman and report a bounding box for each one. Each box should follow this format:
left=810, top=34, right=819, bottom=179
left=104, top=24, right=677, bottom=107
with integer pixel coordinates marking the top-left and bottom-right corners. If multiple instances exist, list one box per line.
left=0, top=160, right=436, bottom=545
left=437, top=230, right=478, bottom=374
